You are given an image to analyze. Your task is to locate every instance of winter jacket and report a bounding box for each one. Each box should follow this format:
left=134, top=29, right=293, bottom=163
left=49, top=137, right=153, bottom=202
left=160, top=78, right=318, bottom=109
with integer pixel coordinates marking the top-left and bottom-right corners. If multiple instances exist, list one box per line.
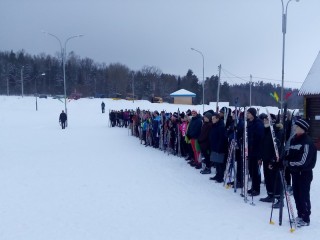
left=287, top=133, right=317, bottom=172
left=59, top=112, right=67, bottom=122
left=152, top=115, right=161, bottom=136
left=209, top=119, right=227, bottom=154
left=247, top=117, right=264, bottom=159
left=141, top=120, right=148, bottom=131
left=198, top=121, right=213, bottom=152
left=186, top=114, right=202, bottom=139
left=179, top=121, right=187, bottom=137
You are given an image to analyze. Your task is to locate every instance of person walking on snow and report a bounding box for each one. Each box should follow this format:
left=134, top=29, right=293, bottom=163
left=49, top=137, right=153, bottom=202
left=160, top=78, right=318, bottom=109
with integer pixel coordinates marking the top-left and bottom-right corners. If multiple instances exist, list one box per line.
left=101, top=101, right=105, bottom=113
left=59, top=110, right=67, bottom=129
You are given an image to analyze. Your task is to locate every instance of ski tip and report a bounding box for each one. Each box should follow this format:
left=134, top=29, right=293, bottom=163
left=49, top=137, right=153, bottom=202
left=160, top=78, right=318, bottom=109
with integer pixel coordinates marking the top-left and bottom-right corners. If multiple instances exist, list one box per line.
left=290, top=228, right=296, bottom=233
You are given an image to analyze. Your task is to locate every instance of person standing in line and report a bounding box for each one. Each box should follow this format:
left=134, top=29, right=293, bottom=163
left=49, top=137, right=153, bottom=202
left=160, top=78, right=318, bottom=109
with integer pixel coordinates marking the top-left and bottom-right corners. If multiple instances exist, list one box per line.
left=184, top=109, right=195, bottom=162
left=285, top=119, right=317, bottom=227
left=209, top=112, right=227, bottom=183
left=101, top=101, right=105, bottom=113
left=198, top=111, right=213, bottom=174
left=186, top=109, right=202, bottom=169
left=179, top=112, right=189, bottom=158
left=258, top=113, right=283, bottom=207
left=246, top=107, right=264, bottom=196
left=59, top=110, right=67, bottom=129
left=152, top=111, right=161, bottom=148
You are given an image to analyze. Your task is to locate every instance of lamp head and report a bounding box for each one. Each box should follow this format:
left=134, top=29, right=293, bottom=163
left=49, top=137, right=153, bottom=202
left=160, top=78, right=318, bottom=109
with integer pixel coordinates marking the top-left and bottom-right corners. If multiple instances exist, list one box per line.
left=41, top=73, right=46, bottom=76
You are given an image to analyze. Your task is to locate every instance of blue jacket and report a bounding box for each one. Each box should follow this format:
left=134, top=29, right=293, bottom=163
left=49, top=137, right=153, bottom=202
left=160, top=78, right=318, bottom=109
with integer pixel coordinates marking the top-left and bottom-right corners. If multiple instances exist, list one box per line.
left=152, top=115, right=161, bottom=135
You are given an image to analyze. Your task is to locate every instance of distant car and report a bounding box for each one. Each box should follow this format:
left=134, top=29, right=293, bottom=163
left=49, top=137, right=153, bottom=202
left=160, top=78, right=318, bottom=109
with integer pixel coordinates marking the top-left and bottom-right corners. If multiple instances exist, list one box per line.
left=39, top=94, right=47, bottom=99
left=151, top=97, right=163, bottom=103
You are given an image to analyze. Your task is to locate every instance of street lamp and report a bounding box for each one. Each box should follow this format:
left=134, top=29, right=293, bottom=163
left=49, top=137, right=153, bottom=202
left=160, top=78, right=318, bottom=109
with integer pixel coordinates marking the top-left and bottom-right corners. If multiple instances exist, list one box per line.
left=280, top=0, right=299, bottom=115
left=35, top=73, right=46, bottom=111
left=42, top=31, right=83, bottom=119
left=21, top=66, right=24, bottom=97
left=132, top=72, right=135, bottom=103
left=191, top=47, right=205, bottom=114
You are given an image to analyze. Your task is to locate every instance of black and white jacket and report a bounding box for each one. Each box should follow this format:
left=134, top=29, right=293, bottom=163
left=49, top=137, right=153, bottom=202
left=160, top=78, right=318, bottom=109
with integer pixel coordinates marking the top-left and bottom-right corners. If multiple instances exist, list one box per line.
left=287, top=133, right=317, bottom=172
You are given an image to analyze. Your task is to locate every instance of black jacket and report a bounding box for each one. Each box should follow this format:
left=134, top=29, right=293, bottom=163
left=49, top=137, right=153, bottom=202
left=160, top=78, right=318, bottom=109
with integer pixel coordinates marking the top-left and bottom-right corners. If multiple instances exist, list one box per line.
left=209, top=119, right=227, bottom=154
left=287, top=133, right=317, bottom=172
left=59, top=112, right=67, bottom=122
left=247, top=117, right=264, bottom=159
left=186, top=114, right=202, bottom=139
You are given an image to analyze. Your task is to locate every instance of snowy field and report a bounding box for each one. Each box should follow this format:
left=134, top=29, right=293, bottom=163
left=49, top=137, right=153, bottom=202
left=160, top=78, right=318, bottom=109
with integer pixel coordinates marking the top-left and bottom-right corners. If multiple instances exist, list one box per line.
left=0, top=96, right=319, bottom=240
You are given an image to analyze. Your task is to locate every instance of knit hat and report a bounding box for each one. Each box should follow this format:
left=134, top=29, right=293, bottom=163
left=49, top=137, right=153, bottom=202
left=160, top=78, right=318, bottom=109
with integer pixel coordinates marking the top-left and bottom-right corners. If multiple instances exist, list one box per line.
left=295, top=119, right=309, bottom=132
left=180, top=112, right=185, bottom=118
left=259, top=113, right=268, bottom=120
left=204, top=112, right=213, bottom=120
left=247, top=107, right=257, bottom=117
left=186, top=109, right=192, bottom=116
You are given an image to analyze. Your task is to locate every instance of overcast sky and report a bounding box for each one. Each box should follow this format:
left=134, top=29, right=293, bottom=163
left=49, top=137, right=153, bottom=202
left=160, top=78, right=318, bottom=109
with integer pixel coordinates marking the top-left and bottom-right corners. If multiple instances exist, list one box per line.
left=1, top=0, right=320, bottom=89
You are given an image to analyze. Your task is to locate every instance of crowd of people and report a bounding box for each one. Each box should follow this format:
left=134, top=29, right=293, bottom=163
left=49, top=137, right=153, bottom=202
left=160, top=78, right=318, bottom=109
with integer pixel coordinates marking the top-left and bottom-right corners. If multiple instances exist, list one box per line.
left=108, top=106, right=317, bottom=228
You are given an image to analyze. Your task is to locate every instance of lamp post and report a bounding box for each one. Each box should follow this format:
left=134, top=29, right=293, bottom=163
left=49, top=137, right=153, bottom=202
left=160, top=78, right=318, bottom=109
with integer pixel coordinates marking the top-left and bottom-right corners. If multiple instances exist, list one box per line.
left=132, top=72, right=135, bottom=103
left=42, top=31, right=83, bottom=117
left=280, top=0, right=299, bottom=115
left=35, top=73, right=46, bottom=111
left=191, top=47, right=205, bottom=114
left=21, top=66, right=24, bottom=97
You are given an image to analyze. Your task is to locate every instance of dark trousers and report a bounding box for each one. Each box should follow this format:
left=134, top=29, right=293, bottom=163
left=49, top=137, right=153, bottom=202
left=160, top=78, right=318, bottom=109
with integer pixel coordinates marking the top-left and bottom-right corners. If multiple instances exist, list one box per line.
left=61, top=121, right=66, bottom=129
left=235, top=148, right=243, bottom=186
left=180, top=136, right=188, bottom=157
left=263, top=160, right=281, bottom=197
left=248, top=156, right=261, bottom=192
left=201, top=149, right=211, bottom=168
left=187, top=142, right=195, bottom=160
left=292, top=171, right=313, bottom=222
left=215, top=162, right=224, bottom=181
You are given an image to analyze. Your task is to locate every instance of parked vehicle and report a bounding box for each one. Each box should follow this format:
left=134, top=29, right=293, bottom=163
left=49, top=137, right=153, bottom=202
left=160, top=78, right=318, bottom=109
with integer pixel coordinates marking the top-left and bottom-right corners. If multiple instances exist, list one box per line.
left=151, top=97, right=163, bottom=103
left=39, top=94, right=47, bottom=98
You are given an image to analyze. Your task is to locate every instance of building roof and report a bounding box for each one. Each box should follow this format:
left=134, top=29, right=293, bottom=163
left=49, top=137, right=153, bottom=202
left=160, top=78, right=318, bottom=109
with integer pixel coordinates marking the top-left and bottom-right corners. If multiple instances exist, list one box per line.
left=299, top=51, right=320, bottom=96
left=170, top=89, right=196, bottom=97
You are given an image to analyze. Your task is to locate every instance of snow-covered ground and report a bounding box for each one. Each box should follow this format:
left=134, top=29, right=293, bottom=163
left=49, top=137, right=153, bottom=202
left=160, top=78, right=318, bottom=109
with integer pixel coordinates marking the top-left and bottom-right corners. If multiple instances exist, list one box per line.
left=0, top=96, right=319, bottom=240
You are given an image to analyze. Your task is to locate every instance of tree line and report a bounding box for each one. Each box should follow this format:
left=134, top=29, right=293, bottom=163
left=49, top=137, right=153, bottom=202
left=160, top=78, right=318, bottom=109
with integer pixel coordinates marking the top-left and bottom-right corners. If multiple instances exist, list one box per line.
left=0, top=50, right=302, bottom=108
